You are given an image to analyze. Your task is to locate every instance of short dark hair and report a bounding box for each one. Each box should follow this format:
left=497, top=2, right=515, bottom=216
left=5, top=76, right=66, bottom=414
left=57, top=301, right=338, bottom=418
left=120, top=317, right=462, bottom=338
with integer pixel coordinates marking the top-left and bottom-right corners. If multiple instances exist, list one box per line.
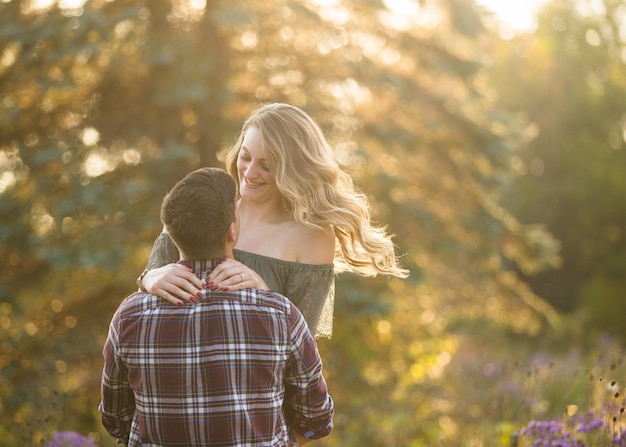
left=160, top=167, right=236, bottom=259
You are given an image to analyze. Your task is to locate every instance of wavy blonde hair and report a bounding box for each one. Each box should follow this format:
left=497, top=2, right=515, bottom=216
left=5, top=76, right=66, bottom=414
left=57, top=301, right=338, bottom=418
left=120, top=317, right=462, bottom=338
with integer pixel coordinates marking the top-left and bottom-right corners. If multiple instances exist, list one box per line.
left=226, top=103, right=408, bottom=278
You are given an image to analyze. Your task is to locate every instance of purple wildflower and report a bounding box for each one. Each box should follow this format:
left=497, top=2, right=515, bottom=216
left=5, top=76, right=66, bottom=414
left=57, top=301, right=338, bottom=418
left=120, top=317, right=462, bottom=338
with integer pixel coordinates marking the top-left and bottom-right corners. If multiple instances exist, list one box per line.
left=44, top=431, right=96, bottom=447
left=576, top=416, right=604, bottom=433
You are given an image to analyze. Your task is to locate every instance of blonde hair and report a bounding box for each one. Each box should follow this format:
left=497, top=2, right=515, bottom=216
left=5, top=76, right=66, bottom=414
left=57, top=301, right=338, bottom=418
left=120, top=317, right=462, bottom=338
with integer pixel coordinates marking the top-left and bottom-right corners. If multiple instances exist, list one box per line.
left=226, top=103, right=408, bottom=278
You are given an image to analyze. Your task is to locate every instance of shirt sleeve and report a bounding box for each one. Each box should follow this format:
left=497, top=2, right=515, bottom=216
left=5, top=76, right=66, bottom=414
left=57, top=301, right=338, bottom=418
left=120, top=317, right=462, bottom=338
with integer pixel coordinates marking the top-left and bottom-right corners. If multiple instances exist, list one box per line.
left=284, top=265, right=335, bottom=339
left=99, top=306, right=136, bottom=443
left=283, top=305, right=334, bottom=441
left=144, top=232, right=179, bottom=270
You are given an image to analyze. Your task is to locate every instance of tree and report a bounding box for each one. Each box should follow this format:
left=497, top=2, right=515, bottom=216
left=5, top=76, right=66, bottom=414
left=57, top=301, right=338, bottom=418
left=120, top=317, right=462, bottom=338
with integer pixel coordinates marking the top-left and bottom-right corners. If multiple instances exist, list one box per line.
left=491, top=0, right=626, bottom=339
left=0, top=0, right=560, bottom=444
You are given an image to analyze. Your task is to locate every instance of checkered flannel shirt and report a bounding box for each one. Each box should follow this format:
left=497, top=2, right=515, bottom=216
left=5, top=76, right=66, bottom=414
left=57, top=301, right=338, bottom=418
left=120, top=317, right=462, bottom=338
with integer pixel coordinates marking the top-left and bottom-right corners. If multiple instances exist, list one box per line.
left=99, top=260, right=333, bottom=446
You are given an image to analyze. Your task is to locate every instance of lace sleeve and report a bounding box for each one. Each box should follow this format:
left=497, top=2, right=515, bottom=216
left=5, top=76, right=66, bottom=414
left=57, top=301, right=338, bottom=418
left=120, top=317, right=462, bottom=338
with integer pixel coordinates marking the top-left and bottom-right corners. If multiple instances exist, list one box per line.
left=144, top=233, right=179, bottom=270
left=284, top=267, right=335, bottom=339
left=231, top=249, right=335, bottom=339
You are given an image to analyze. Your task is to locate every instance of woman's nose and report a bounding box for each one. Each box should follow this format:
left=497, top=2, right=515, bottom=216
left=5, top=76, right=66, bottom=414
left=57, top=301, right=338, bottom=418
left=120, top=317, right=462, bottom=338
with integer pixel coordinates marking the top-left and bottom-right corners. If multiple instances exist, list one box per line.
left=244, top=162, right=258, bottom=177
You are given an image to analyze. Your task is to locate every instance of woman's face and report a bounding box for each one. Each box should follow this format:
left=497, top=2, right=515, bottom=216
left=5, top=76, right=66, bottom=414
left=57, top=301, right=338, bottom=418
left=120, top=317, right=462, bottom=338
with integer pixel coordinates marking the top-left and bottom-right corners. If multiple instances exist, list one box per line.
left=236, top=127, right=280, bottom=204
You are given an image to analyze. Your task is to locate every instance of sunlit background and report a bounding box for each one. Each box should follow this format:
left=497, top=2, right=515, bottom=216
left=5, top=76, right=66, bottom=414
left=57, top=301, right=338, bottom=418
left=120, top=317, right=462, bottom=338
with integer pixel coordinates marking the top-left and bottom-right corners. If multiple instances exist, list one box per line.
left=476, top=0, right=548, bottom=33
left=1, top=0, right=626, bottom=445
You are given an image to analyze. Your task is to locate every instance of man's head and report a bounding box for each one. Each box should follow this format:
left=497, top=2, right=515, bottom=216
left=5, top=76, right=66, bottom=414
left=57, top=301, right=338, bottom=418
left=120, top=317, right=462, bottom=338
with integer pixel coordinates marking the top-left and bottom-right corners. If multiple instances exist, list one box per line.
left=161, top=167, right=237, bottom=260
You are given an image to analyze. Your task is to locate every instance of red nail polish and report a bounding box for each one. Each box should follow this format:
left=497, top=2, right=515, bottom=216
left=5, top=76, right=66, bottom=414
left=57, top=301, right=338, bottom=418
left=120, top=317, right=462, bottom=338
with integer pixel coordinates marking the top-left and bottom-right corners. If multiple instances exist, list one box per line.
left=177, top=301, right=183, bottom=307
left=196, top=292, right=203, bottom=299
left=190, top=296, right=198, bottom=303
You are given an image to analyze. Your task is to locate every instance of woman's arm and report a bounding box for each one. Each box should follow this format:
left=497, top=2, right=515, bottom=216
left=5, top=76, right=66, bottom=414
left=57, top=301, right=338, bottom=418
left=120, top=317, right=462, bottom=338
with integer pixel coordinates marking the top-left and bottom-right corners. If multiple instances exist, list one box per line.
left=141, top=264, right=203, bottom=306
left=138, top=232, right=202, bottom=306
left=144, top=231, right=179, bottom=270
left=140, top=232, right=270, bottom=302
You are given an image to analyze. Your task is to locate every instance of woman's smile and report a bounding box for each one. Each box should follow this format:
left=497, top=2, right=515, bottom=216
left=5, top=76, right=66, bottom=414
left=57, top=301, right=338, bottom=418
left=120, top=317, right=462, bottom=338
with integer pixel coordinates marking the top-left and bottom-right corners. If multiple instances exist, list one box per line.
left=243, top=176, right=263, bottom=187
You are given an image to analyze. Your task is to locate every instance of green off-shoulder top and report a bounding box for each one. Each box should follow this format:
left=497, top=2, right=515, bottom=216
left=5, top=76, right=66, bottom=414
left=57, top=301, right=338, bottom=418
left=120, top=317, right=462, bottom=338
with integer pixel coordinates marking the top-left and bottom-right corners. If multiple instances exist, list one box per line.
left=144, top=233, right=335, bottom=338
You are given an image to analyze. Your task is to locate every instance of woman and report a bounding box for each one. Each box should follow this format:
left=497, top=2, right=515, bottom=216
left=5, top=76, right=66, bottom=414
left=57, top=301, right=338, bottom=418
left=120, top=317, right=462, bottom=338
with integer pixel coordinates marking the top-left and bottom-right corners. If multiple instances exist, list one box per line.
left=138, top=103, right=407, bottom=337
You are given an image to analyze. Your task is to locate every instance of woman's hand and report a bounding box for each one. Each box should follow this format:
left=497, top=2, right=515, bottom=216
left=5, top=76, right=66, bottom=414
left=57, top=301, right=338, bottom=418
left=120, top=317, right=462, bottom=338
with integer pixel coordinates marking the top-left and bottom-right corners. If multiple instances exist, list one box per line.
left=207, top=258, right=268, bottom=292
left=141, top=263, right=204, bottom=306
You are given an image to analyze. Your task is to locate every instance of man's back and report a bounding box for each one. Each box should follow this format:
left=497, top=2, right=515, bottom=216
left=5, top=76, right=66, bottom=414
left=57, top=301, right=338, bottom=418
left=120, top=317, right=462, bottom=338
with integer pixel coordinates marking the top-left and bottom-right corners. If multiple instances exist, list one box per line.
left=100, top=260, right=333, bottom=446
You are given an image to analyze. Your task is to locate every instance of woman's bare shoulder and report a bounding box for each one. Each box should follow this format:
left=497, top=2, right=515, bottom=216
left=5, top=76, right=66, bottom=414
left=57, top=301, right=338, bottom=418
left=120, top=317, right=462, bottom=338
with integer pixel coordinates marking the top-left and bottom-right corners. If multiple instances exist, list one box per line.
left=292, top=222, right=335, bottom=265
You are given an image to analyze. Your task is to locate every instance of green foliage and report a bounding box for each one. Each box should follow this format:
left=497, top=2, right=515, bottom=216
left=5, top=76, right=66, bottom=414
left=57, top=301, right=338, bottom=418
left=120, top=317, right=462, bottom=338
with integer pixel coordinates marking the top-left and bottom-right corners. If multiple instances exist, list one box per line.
left=2, top=0, right=621, bottom=445
left=492, top=0, right=626, bottom=330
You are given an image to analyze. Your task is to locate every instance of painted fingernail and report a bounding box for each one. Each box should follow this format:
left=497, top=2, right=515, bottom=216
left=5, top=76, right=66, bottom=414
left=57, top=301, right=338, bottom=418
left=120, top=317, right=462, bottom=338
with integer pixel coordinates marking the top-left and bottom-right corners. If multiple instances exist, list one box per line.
left=177, top=301, right=183, bottom=307
left=196, top=292, right=203, bottom=299
left=190, top=296, right=198, bottom=303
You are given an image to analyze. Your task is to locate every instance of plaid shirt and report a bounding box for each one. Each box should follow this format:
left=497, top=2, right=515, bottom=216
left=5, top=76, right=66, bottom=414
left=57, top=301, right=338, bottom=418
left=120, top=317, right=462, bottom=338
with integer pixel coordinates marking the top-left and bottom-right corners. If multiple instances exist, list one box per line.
left=99, top=260, right=333, bottom=446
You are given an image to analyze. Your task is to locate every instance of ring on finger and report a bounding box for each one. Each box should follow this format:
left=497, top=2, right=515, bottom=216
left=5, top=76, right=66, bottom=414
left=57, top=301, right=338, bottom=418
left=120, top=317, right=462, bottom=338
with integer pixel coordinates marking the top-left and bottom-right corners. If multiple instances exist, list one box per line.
left=239, top=273, right=245, bottom=282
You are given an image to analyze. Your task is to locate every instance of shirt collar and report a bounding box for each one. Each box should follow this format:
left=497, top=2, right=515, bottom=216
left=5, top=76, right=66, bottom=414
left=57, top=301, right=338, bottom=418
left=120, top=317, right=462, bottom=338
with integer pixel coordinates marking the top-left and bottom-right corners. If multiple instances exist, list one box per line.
left=177, top=259, right=223, bottom=276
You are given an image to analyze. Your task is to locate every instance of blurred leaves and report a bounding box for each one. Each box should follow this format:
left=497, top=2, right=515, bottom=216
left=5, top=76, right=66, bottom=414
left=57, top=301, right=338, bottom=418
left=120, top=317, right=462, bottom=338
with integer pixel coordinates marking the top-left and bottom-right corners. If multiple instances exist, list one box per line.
left=2, top=0, right=624, bottom=445
left=492, top=0, right=626, bottom=328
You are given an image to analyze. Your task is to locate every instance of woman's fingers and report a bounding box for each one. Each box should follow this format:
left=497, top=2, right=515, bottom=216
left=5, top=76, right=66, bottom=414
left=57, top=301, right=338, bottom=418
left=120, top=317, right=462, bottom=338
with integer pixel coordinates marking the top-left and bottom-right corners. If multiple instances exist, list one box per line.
left=155, top=276, right=199, bottom=303
left=207, top=259, right=239, bottom=283
left=207, top=259, right=260, bottom=291
left=156, top=290, right=184, bottom=307
left=143, top=263, right=204, bottom=303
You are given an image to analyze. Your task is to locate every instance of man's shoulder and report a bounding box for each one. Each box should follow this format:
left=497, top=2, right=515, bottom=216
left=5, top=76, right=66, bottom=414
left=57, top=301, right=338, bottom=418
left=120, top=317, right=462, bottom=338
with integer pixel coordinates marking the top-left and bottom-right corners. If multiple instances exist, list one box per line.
left=246, top=288, right=294, bottom=315
left=116, top=291, right=162, bottom=317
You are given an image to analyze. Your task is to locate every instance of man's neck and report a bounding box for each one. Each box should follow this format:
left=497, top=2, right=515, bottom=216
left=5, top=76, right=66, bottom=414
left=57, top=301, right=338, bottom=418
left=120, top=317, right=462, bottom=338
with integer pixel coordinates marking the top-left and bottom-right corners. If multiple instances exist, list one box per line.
left=177, top=259, right=222, bottom=275
left=179, top=248, right=234, bottom=261
left=178, top=248, right=234, bottom=273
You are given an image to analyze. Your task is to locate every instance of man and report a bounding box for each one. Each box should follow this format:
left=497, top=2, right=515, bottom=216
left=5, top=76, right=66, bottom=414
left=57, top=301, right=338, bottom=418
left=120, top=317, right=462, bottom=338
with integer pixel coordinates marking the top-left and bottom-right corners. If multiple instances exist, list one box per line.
left=99, top=167, right=333, bottom=446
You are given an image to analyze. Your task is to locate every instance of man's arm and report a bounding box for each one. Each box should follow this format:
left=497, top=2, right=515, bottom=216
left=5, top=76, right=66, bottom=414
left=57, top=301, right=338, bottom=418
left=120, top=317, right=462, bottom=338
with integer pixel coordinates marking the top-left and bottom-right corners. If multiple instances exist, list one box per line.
left=99, top=307, right=136, bottom=443
left=284, top=305, right=334, bottom=443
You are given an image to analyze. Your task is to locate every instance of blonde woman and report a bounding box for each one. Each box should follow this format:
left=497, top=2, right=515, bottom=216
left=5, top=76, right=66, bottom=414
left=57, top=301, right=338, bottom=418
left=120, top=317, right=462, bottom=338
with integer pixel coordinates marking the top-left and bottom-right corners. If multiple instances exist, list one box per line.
left=138, top=103, right=407, bottom=337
